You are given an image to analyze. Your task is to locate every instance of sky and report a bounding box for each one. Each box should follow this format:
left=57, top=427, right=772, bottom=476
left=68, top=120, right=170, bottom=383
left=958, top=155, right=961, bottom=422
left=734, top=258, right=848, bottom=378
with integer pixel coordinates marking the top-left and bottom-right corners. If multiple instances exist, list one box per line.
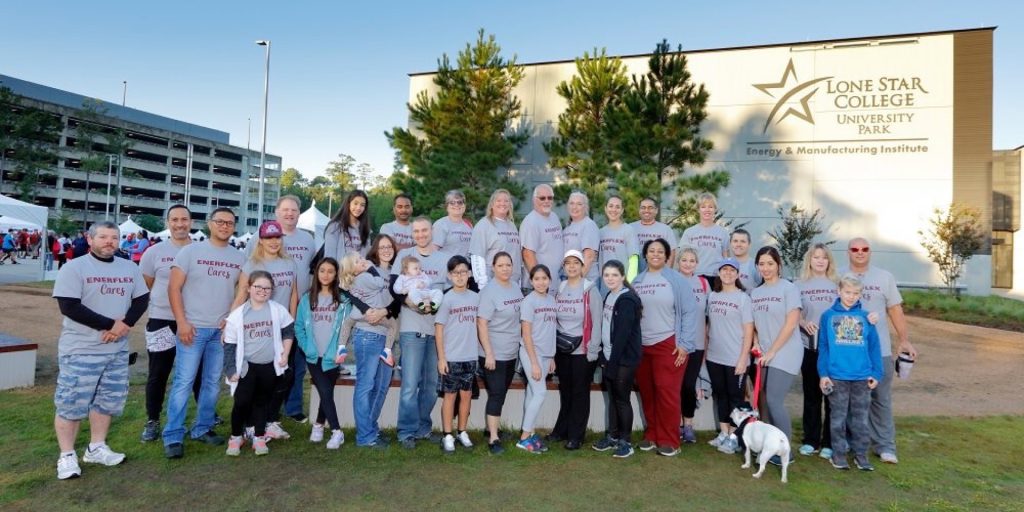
left=3, top=0, right=1021, bottom=181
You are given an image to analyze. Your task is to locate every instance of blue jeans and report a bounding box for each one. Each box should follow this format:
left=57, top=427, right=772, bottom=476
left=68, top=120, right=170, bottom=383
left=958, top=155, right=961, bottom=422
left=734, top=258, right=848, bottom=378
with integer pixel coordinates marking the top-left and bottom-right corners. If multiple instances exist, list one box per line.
left=397, top=332, right=438, bottom=440
left=162, top=327, right=223, bottom=445
left=352, top=329, right=392, bottom=446
left=45, top=252, right=54, bottom=271
left=284, top=345, right=306, bottom=417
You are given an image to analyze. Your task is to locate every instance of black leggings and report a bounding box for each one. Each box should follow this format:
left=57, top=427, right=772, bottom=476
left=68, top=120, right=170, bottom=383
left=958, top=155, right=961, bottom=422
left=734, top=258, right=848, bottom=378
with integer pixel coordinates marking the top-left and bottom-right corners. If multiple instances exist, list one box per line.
left=307, top=359, right=341, bottom=430
left=707, top=360, right=746, bottom=426
left=231, top=362, right=277, bottom=437
left=480, top=357, right=516, bottom=417
left=552, top=352, right=595, bottom=443
left=605, top=364, right=637, bottom=442
left=801, top=347, right=832, bottom=449
left=267, top=365, right=295, bottom=423
left=681, top=349, right=705, bottom=419
left=144, top=319, right=201, bottom=422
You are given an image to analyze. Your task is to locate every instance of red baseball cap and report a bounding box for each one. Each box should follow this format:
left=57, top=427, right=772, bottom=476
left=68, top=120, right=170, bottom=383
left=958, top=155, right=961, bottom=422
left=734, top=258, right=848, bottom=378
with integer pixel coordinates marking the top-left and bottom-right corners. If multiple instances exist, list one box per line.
left=259, top=220, right=284, bottom=239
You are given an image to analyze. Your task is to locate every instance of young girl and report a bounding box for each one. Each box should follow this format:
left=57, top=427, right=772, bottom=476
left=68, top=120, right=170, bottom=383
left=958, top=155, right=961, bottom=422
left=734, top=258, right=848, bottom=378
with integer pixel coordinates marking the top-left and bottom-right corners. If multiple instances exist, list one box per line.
left=704, top=258, right=754, bottom=454
left=324, top=190, right=372, bottom=259
left=434, top=255, right=479, bottom=453
left=517, top=264, right=558, bottom=453
left=591, top=260, right=642, bottom=458
left=677, top=247, right=709, bottom=444
left=339, top=253, right=394, bottom=448
left=294, top=258, right=351, bottom=450
left=223, top=271, right=295, bottom=456
left=394, top=255, right=443, bottom=312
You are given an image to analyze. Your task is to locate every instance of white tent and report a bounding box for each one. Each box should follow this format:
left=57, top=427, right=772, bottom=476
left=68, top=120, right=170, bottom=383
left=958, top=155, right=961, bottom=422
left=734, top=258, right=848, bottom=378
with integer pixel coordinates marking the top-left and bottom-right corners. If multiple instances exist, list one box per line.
left=298, top=200, right=330, bottom=247
left=153, top=229, right=171, bottom=240
left=0, top=194, right=49, bottom=280
left=118, top=216, right=144, bottom=238
left=189, top=230, right=206, bottom=242
left=0, top=215, right=42, bottom=232
left=239, top=232, right=255, bottom=242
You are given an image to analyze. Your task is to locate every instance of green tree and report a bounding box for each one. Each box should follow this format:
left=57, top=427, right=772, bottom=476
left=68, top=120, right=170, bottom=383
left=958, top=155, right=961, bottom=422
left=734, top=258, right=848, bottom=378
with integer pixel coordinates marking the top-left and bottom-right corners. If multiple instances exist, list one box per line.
left=48, top=210, right=78, bottom=236
left=279, top=167, right=312, bottom=207
left=135, top=214, right=163, bottom=233
left=918, top=203, right=986, bottom=294
left=386, top=29, right=527, bottom=220
left=666, top=172, right=733, bottom=229
left=74, top=99, right=132, bottom=224
left=544, top=48, right=629, bottom=215
left=325, top=153, right=358, bottom=191
left=8, top=103, right=61, bottom=201
left=766, top=204, right=834, bottom=278
left=609, top=40, right=718, bottom=222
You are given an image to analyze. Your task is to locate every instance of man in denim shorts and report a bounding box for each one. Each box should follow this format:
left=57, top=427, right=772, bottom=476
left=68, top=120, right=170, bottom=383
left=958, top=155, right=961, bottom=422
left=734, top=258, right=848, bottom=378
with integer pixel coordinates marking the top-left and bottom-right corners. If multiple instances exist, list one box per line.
left=52, top=221, right=149, bottom=480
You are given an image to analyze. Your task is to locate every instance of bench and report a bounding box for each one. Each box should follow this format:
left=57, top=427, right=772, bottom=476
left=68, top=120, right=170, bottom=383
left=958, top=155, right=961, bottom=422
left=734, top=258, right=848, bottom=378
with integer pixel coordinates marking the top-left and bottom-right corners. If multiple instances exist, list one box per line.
left=309, top=364, right=717, bottom=432
left=0, top=334, right=37, bottom=390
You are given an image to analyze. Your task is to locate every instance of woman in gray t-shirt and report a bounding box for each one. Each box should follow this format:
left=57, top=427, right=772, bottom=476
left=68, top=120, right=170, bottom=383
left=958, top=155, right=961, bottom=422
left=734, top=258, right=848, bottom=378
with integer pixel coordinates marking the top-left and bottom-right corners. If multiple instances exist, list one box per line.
left=680, top=193, right=729, bottom=278
left=517, top=264, right=558, bottom=453
left=751, top=246, right=803, bottom=447
left=476, top=251, right=523, bottom=453
left=599, top=195, right=639, bottom=284
left=676, top=246, right=711, bottom=444
left=795, top=243, right=839, bottom=457
left=432, top=190, right=474, bottom=259
left=470, top=189, right=523, bottom=289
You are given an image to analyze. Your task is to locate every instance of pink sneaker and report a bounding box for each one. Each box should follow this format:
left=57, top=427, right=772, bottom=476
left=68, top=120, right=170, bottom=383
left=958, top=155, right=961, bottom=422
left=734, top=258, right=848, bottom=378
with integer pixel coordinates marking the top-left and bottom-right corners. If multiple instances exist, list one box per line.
left=379, top=348, right=395, bottom=367
left=253, top=436, right=269, bottom=455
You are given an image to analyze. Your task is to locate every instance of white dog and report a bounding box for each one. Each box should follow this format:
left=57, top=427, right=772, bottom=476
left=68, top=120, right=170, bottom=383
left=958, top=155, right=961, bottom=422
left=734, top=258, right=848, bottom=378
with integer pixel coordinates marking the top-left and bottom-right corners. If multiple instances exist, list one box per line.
left=730, top=407, right=791, bottom=483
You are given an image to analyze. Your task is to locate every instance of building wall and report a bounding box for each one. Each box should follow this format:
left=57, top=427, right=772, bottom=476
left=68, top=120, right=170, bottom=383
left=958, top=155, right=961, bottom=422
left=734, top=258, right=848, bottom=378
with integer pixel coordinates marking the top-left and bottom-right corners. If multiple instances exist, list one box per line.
left=408, top=29, right=996, bottom=292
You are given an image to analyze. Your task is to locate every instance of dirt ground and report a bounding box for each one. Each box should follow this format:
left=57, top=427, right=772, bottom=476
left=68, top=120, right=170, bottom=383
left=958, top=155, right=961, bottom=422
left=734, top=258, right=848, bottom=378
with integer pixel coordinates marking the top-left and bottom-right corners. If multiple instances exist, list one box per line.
left=2, top=284, right=1021, bottom=417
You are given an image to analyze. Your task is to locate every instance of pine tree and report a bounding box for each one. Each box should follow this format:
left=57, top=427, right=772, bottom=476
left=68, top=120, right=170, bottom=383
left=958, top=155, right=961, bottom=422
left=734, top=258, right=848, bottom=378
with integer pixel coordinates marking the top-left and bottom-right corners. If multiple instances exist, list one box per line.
left=544, top=49, right=629, bottom=216
left=609, top=40, right=720, bottom=222
left=386, top=29, right=527, bottom=220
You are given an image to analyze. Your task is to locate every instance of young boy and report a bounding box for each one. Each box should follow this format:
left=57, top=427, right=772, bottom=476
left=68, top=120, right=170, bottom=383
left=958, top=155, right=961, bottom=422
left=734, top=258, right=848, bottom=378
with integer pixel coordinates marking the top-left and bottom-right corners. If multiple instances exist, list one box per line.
left=817, top=275, right=884, bottom=471
left=434, top=255, right=479, bottom=454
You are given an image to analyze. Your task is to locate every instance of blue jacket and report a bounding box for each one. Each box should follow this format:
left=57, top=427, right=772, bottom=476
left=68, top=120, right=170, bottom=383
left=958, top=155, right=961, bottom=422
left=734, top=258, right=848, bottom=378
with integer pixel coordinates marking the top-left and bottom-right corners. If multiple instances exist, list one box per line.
left=816, top=299, right=883, bottom=381
left=294, top=292, right=352, bottom=372
left=632, top=267, right=698, bottom=353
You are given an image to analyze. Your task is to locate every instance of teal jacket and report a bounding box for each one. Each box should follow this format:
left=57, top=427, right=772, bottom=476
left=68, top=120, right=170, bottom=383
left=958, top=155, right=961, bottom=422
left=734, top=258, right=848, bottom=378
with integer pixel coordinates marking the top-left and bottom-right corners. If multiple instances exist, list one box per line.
left=295, top=292, right=352, bottom=372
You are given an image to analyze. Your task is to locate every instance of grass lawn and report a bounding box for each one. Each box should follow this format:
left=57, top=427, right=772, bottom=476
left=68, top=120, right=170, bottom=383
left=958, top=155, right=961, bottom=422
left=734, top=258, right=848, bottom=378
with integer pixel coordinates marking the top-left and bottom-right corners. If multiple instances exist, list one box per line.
left=901, top=289, right=1024, bottom=332
left=1, top=385, right=1021, bottom=511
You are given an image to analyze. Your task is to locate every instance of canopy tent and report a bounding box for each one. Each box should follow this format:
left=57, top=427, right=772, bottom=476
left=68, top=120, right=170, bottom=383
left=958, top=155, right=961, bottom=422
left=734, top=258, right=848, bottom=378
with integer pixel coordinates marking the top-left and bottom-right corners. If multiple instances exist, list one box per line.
left=298, top=200, right=330, bottom=247
left=0, top=194, right=47, bottom=233
left=0, top=215, right=42, bottom=232
left=238, top=232, right=255, bottom=242
left=118, top=216, right=144, bottom=238
left=152, top=229, right=171, bottom=240
left=189, top=230, right=206, bottom=242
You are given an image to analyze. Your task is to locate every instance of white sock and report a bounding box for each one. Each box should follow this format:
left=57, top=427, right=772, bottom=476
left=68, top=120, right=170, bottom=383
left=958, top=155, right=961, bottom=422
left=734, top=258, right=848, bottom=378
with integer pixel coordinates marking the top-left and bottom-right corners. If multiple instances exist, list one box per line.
left=60, top=450, right=76, bottom=459
left=88, top=442, right=106, bottom=451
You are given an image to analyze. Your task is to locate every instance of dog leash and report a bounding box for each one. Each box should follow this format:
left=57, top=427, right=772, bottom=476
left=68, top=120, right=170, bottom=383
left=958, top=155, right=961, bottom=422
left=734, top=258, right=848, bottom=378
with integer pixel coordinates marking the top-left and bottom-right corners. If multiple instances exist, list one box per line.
left=750, top=346, right=764, bottom=411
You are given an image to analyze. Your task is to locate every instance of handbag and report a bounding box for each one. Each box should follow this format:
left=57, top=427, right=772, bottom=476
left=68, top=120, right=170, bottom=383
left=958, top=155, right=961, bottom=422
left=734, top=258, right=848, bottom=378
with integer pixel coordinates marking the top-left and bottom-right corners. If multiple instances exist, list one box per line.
left=556, top=331, right=583, bottom=354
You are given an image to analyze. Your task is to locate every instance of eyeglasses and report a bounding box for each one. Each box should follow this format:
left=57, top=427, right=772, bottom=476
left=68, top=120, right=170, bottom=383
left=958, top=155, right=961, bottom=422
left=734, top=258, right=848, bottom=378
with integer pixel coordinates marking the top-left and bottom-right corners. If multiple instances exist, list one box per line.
left=849, top=247, right=870, bottom=253
left=211, top=219, right=235, bottom=227
left=536, top=196, right=554, bottom=201
left=447, top=200, right=465, bottom=206
left=252, top=285, right=272, bottom=292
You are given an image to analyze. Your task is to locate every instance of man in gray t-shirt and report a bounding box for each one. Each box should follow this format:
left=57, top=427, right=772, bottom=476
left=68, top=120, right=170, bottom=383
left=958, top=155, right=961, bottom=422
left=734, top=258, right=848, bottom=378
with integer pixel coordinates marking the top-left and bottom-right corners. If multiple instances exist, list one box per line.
left=52, top=222, right=149, bottom=479
left=162, top=208, right=246, bottom=457
left=380, top=194, right=414, bottom=251
left=631, top=198, right=677, bottom=272
left=520, top=184, right=564, bottom=283
left=840, top=237, right=917, bottom=463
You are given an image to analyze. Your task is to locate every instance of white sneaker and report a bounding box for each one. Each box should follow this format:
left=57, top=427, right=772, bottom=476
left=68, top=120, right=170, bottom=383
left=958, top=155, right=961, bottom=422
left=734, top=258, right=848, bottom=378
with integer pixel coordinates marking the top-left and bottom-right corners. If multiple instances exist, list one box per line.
left=326, top=430, right=345, bottom=450
left=879, top=452, right=899, bottom=464
left=442, top=434, right=456, bottom=454
left=82, top=444, right=126, bottom=466
left=265, top=422, right=290, bottom=440
left=708, top=432, right=727, bottom=447
left=57, top=453, right=81, bottom=480
left=310, top=424, right=325, bottom=443
left=457, top=431, right=473, bottom=449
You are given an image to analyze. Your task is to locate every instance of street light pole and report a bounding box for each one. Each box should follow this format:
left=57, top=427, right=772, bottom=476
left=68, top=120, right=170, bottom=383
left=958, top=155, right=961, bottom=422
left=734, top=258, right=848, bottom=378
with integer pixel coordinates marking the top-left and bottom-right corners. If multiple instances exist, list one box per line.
left=255, top=39, right=271, bottom=226
left=105, top=154, right=117, bottom=220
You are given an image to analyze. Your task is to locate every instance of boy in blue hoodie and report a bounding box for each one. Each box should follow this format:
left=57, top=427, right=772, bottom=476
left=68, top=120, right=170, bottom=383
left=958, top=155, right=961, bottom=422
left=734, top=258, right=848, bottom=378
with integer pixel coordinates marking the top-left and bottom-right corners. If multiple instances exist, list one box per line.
left=817, top=275, right=883, bottom=472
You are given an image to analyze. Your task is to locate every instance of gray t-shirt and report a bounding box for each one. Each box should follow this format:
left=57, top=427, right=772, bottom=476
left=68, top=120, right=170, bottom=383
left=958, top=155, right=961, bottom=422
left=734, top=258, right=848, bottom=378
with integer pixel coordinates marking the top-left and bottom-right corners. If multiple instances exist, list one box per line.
left=53, top=254, right=148, bottom=356
left=520, top=292, right=558, bottom=358
left=562, top=217, right=600, bottom=281
left=380, top=221, right=414, bottom=251
left=737, top=257, right=761, bottom=294
left=634, top=271, right=675, bottom=345
left=392, top=247, right=450, bottom=334
left=599, top=223, right=639, bottom=270
left=323, top=223, right=368, bottom=260
left=349, top=267, right=392, bottom=336
left=751, top=279, right=804, bottom=375
left=686, top=275, right=710, bottom=350
left=243, top=303, right=275, bottom=364
left=601, top=288, right=626, bottom=359
left=173, top=241, right=246, bottom=328
left=243, top=257, right=297, bottom=309
left=706, top=290, right=753, bottom=367
left=312, top=294, right=339, bottom=358
left=470, top=217, right=523, bottom=285
left=839, top=265, right=902, bottom=357
left=477, top=280, right=524, bottom=360
left=797, top=276, right=839, bottom=350
left=519, top=210, right=564, bottom=278
left=433, top=217, right=473, bottom=257
left=631, top=221, right=677, bottom=254
left=435, top=289, right=480, bottom=362
left=681, top=223, right=730, bottom=276
left=282, top=230, right=317, bottom=295
left=139, top=240, right=188, bottom=321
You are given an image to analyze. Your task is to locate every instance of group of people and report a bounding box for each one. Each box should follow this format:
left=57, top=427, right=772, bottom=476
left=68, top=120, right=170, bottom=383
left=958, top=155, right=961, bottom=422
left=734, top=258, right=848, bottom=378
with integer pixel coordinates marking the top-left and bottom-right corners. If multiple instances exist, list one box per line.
left=2, top=227, right=43, bottom=265
left=50, top=186, right=917, bottom=480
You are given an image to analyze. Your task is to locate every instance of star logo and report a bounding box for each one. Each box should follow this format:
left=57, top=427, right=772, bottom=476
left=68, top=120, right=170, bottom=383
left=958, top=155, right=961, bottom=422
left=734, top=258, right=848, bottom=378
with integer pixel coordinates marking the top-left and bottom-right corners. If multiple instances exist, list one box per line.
left=753, top=59, right=833, bottom=134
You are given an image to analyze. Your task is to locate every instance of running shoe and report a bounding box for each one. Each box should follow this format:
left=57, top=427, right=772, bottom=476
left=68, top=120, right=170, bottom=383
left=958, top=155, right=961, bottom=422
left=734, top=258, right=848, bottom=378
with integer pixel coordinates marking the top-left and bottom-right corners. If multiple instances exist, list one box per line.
left=310, top=423, right=325, bottom=443
left=592, top=436, right=619, bottom=452
left=226, top=436, right=244, bottom=456
left=83, top=444, right=126, bottom=466
left=613, top=441, right=634, bottom=459
left=326, top=429, right=345, bottom=449
left=265, top=422, right=290, bottom=440
left=56, top=453, right=81, bottom=480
